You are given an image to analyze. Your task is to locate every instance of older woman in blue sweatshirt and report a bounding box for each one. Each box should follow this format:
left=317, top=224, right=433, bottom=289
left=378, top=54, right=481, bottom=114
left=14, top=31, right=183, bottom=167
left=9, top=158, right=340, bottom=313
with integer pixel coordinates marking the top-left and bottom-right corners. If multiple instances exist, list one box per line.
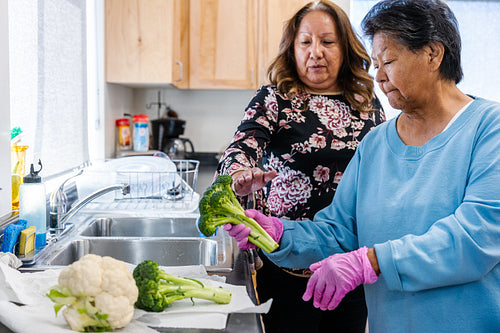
left=224, top=0, right=500, bottom=332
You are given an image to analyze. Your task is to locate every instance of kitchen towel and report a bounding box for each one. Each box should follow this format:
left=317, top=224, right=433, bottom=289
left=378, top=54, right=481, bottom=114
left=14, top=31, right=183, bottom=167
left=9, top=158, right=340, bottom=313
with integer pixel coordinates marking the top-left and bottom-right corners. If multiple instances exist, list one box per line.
left=0, top=263, right=271, bottom=331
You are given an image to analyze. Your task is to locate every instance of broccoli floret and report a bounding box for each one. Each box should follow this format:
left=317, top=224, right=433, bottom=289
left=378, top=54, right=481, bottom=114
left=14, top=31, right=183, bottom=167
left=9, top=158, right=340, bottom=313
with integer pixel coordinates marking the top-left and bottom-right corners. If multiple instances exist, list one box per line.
left=133, top=260, right=232, bottom=312
left=198, top=175, right=279, bottom=253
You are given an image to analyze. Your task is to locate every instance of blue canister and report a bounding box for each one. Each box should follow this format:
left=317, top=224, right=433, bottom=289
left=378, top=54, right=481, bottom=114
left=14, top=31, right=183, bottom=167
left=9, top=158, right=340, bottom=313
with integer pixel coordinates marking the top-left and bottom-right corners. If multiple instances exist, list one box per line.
left=133, top=114, right=149, bottom=152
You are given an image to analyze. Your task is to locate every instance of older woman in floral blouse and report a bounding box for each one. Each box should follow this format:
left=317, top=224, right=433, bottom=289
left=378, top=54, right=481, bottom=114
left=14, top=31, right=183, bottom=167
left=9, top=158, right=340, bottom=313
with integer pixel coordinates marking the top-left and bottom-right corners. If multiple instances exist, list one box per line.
left=215, top=1, right=384, bottom=332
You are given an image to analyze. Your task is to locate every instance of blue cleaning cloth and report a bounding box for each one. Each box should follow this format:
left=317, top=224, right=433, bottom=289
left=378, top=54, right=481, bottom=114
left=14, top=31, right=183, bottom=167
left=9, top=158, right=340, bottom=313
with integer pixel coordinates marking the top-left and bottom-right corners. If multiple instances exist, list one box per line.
left=35, top=233, right=47, bottom=248
left=16, top=219, right=27, bottom=228
left=1, top=219, right=28, bottom=253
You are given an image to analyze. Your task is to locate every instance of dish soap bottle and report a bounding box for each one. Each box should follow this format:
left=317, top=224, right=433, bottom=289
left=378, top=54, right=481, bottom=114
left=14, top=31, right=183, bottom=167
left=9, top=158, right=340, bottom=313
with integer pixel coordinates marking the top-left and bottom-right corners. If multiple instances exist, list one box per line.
left=19, top=160, right=47, bottom=248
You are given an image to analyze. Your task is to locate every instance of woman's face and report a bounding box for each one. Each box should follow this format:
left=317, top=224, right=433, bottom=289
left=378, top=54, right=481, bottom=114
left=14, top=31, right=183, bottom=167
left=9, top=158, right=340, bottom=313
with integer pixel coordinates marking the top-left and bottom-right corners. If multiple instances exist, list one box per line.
left=294, top=10, right=344, bottom=93
left=371, top=33, right=435, bottom=111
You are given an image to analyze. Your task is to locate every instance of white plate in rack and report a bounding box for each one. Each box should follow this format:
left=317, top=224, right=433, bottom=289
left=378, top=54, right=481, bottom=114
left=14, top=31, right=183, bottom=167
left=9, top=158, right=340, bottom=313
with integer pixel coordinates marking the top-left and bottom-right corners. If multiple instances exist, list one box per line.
left=108, top=155, right=177, bottom=173
left=77, top=156, right=180, bottom=201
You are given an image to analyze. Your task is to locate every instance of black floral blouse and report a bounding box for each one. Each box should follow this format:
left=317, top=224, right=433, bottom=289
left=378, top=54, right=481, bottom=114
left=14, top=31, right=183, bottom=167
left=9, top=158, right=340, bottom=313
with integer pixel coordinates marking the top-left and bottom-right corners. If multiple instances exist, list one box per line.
left=217, top=85, right=385, bottom=221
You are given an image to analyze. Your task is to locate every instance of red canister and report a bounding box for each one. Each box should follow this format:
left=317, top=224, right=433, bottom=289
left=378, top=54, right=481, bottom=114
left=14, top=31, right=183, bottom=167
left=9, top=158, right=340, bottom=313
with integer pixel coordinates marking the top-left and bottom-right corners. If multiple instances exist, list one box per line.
left=116, top=118, right=131, bottom=151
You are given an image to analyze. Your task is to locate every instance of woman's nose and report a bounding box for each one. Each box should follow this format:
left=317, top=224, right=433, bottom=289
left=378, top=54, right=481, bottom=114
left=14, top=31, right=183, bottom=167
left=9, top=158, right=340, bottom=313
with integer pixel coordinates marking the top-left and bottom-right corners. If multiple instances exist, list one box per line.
left=309, top=41, right=323, bottom=59
left=374, top=67, right=386, bottom=83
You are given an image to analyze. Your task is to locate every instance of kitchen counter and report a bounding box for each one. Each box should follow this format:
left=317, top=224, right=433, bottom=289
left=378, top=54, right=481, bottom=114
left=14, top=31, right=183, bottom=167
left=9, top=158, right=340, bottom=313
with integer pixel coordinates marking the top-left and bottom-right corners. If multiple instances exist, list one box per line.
left=0, top=157, right=266, bottom=333
left=151, top=250, right=264, bottom=333
left=153, top=250, right=264, bottom=333
left=0, top=250, right=264, bottom=333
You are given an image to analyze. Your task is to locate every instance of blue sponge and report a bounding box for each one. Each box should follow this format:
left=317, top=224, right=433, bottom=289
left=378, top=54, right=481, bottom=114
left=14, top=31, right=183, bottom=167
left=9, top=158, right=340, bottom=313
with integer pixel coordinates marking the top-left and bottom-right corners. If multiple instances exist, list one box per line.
left=1, top=219, right=28, bottom=253
left=17, top=219, right=27, bottom=229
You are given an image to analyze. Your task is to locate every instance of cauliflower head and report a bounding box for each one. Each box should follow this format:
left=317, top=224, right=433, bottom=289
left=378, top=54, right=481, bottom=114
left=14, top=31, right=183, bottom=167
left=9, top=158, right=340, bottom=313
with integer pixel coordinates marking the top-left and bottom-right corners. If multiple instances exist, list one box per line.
left=48, top=254, right=138, bottom=331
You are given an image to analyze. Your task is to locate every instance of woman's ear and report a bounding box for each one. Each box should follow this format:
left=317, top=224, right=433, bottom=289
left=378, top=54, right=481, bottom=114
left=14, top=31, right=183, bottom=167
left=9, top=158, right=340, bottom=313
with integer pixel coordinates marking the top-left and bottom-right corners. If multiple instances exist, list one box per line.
left=426, top=41, right=445, bottom=72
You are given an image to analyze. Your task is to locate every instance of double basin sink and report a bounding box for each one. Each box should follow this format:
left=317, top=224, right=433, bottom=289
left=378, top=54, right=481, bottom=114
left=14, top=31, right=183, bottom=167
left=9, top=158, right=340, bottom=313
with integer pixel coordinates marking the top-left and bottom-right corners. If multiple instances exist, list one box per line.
left=33, top=215, right=235, bottom=272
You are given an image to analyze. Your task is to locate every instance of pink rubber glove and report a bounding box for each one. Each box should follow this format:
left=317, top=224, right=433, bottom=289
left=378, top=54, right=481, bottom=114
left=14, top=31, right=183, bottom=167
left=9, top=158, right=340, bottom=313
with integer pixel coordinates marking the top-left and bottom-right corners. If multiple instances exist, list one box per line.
left=302, top=247, right=378, bottom=310
left=223, top=209, right=283, bottom=250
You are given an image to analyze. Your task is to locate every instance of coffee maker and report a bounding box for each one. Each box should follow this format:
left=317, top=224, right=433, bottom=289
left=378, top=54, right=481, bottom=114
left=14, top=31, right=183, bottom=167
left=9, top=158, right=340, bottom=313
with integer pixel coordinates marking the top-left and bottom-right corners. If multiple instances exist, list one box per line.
left=151, top=118, right=194, bottom=160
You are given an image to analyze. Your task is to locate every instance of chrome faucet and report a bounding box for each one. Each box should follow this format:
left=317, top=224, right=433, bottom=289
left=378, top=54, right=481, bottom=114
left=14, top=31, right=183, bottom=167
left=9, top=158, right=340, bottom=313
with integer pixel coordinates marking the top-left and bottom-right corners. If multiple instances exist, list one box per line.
left=49, top=169, right=84, bottom=229
left=49, top=183, right=130, bottom=236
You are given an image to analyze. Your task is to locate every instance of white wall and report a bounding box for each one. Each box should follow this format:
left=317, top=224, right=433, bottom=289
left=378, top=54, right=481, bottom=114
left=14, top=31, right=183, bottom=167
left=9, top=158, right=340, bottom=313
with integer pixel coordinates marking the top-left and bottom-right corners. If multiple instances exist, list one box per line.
left=0, top=0, right=12, bottom=217
left=134, top=89, right=255, bottom=153
left=104, top=87, right=255, bottom=157
left=103, top=83, right=135, bottom=157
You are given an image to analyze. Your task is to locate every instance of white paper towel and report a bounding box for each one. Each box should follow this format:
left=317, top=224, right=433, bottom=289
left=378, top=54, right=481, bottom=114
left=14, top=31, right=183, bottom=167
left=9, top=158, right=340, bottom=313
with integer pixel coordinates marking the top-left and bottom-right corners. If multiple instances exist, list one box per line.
left=0, top=263, right=271, bottom=332
left=0, top=300, right=157, bottom=333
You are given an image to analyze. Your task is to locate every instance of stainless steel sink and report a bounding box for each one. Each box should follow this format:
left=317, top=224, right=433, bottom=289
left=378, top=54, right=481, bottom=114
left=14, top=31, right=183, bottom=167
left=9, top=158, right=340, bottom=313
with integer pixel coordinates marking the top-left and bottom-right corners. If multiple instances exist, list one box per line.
left=80, top=217, right=201, bottom=237
left=31, top=214, right=235, bottom=272
left=45, top=237, right=218, bottom=266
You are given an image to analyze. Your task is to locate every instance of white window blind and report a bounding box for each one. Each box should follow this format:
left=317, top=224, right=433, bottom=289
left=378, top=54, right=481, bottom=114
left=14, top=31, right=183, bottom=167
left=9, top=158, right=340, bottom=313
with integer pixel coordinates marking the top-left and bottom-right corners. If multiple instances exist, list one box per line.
left=9, top=0, right=89, bottom=177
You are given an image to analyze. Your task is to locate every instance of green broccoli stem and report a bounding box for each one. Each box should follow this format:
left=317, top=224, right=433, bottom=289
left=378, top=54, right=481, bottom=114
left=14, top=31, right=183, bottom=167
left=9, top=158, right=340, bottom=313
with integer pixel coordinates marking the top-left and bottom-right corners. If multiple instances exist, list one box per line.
left=218, top=203, right=279, bottom=253
left=199, top=215, right=244, bottom=237
left=180, top=287, right=232, bottom=304
left=159, top=284, right=232, bottom=305
left=159, top=272, right=204, bottom=288
left=237, top=215, right=279, bottom=253
left=157, top=279, right=232, bottom=305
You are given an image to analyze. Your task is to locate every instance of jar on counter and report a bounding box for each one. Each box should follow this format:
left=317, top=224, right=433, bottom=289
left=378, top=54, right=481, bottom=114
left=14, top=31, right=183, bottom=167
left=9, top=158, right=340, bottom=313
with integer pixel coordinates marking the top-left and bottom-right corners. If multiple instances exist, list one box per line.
left=115, top=118, right=131, bottom=151
left=133, top=114, right=149, bottom=152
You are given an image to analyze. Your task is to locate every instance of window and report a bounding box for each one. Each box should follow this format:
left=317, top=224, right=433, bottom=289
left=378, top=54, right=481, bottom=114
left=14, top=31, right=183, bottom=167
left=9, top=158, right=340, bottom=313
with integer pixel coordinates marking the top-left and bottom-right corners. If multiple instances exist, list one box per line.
left=8, top=0, right=101, bottom=178
left=351, top=0, right=500, bottom=119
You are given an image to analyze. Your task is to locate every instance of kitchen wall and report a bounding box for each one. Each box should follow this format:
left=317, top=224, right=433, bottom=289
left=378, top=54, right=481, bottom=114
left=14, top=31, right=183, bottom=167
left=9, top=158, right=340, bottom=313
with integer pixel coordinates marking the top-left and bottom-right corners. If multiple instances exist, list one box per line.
left=104, top=83, right=134, bottom=157
left=104, top=84, right=255, bottom=158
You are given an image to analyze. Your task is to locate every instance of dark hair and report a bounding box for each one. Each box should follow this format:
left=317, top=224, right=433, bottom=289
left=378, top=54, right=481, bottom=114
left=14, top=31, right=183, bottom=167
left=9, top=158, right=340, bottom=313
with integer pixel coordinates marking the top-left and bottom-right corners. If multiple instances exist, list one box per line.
left=267, top=0, right=374, bottom=112
left=362, top=0, right=463, bottom=83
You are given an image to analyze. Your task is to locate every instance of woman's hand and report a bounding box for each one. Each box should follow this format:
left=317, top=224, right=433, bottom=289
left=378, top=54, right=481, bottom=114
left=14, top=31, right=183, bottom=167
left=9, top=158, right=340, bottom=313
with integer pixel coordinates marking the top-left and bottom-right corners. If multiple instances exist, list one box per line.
left=231, top=167, right=277, bottom=197
left=223, top=209, right=283, bottom=250
left=302, top=247, right=379, bottom=310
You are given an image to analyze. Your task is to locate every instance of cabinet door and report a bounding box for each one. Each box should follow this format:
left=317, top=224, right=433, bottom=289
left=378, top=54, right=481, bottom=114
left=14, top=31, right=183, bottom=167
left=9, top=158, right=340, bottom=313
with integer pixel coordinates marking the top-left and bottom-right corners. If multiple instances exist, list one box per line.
left=105, top=0, right=188, bottom=88
left=257, top=0, right=350, bottom=86
left=189, top=0, right=257, bottom=89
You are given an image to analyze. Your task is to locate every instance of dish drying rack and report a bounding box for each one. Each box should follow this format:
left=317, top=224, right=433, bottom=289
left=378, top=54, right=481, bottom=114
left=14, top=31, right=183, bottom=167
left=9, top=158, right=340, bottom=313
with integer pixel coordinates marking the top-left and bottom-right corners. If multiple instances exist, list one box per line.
left=78, top=159, right=201, bottom=214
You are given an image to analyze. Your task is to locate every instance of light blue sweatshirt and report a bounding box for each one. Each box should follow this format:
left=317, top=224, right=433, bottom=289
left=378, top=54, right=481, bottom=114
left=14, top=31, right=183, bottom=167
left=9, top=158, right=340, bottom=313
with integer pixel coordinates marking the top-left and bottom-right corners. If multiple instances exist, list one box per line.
left=266, top=97, right=500, bottom=332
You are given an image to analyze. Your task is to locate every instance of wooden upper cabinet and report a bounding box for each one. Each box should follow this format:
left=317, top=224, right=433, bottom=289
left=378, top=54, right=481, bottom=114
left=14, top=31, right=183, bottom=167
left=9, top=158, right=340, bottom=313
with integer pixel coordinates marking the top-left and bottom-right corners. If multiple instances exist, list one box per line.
left=105, top=0, right=350, bottom=90
left=189, top=0, right=257, bottom=89
left=105, top=0, right=189, bottom=88
left=257, top=0, right=310, bottom=86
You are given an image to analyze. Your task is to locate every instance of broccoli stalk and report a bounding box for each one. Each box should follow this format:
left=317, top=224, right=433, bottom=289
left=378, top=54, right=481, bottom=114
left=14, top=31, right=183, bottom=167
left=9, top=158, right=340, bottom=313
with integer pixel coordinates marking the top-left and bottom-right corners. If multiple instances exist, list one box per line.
left=47, top=286, right=112, bottom=332
left=198, top=175, right=279, bottom=253
left=133, top=260, right=232, bottom=312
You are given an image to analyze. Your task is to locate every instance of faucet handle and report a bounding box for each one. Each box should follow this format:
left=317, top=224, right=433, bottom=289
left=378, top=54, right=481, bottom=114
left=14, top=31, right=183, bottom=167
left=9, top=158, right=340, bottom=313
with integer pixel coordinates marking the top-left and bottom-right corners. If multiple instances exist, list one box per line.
left=122, top=184, right=131, bottom=195
left=49, top=169, right=84, bottom=231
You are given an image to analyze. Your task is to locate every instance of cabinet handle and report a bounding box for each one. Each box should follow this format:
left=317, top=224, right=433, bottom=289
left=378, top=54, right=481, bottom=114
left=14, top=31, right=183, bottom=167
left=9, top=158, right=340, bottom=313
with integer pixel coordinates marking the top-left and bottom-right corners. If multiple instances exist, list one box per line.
left=174, top=61, right=183, bottom=82
left=251, top=68, right=255, bottom=86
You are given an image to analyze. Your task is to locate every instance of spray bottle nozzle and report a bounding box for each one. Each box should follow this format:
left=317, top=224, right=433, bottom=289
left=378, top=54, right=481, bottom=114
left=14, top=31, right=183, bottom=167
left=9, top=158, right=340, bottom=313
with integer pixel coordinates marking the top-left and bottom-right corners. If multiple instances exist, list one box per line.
left=24, top=160, right=43, bottom=183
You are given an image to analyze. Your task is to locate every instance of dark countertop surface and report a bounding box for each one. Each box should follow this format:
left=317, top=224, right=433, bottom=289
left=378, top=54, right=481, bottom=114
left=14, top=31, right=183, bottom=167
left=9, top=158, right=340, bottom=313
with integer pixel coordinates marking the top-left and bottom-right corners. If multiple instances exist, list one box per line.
left=155, top=250, right=264, bottom=333
left=2, top=250, right=264, bottom=333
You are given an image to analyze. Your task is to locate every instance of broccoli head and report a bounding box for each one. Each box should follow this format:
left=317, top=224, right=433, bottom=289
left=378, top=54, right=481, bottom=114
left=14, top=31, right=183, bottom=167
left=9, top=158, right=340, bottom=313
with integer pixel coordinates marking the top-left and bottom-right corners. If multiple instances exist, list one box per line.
left=197, top=175, right=279, bottom=253
left=133, top=260, right=232, bottom=312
